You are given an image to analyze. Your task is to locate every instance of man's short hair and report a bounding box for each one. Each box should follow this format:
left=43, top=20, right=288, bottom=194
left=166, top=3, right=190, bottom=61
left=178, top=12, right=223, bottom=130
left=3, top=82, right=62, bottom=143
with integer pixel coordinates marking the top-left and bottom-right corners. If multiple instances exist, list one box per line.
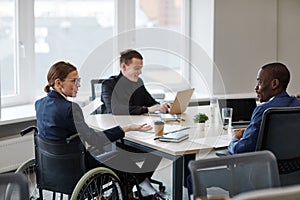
left=120, top=49, right=143, bottom=65
left=262, top=62, right=290, bottom=90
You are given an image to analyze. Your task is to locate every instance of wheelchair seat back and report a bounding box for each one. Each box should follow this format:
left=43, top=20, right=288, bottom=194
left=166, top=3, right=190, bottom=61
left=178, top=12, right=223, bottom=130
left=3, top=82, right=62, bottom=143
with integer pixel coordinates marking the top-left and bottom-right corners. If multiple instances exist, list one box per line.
left=35, top=134, right=86, bottom=195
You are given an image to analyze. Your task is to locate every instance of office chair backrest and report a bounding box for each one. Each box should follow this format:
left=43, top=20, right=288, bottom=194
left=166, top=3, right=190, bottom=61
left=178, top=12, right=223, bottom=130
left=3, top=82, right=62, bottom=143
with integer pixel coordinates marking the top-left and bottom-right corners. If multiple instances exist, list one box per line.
left=35, top=134, right=86, bottom=195
left=91, top=79, right=105, bottom=114
left=0, top=173, right=29, bottom=200
left=256, top=107, right=300, bottom=186
left=91, top=79, right=105, bottom=101
left=231, top=184, right=300, bottom=200
left=188, top=151, right=280, bottom=199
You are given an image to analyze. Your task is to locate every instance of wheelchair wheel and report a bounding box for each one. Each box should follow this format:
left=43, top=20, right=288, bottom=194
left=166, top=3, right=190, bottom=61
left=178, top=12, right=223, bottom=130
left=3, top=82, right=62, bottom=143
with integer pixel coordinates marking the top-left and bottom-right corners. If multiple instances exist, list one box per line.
left=5, top=158, right=39, bottom=200
left=71, top=167, right=124, bottom=200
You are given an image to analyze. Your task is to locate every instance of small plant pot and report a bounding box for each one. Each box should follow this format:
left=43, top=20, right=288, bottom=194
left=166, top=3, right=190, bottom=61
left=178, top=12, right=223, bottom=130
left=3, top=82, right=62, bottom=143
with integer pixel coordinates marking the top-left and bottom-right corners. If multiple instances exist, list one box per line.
left=197, top=122, right=205, bottom=131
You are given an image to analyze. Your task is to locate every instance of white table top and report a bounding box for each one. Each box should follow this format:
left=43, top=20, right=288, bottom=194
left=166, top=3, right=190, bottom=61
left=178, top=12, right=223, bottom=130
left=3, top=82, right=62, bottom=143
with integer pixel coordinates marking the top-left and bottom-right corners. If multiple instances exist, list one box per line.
left=86, top=106, right=230, bottom=156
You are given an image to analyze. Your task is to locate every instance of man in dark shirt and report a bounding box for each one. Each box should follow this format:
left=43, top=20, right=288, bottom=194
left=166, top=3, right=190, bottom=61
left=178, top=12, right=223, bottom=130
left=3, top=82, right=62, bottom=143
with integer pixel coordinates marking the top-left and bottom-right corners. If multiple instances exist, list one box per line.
left=100, top=49, right=167, bottom=198
left=101, top=49, right=169, bottom=115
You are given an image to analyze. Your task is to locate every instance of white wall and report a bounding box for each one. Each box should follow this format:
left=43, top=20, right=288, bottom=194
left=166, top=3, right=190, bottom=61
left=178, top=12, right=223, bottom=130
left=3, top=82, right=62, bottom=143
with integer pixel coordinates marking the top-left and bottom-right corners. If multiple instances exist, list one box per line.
left=213, top=0, right=277, bottom=95
left=191, top=0, right=300, bottom=97
left=277, top=0, right=300, bottom=95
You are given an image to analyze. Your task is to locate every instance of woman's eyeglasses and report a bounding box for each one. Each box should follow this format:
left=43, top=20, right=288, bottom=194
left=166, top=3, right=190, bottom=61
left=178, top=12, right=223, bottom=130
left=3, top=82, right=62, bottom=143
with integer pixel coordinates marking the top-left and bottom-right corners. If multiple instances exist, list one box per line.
left=64, top=77, right=81, bottom=84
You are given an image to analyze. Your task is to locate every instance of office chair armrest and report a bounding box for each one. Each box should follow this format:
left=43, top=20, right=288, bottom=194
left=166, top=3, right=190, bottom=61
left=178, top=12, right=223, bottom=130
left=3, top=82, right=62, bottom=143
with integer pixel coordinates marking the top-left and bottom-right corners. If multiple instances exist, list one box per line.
left=66, top=133, right=79, bottom=143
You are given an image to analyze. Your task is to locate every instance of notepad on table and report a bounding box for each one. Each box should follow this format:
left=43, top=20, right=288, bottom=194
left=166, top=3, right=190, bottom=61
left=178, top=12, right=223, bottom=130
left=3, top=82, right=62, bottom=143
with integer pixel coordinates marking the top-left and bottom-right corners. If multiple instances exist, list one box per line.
left=159, top=132, right=189, bottom=143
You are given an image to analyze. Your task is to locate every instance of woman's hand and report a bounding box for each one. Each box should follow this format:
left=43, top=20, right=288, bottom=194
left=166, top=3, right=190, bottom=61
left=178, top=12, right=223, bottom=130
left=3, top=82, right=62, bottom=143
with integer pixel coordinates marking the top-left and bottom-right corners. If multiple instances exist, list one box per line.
left=122, top=123, right=152, bottom=132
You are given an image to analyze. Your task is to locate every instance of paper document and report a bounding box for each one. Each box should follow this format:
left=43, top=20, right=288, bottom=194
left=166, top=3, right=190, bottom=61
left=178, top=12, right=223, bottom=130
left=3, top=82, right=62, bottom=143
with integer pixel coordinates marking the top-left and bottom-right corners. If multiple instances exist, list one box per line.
left=82, top=98, right=102, bottom=118
left=191, top=135, right=232, bottom=149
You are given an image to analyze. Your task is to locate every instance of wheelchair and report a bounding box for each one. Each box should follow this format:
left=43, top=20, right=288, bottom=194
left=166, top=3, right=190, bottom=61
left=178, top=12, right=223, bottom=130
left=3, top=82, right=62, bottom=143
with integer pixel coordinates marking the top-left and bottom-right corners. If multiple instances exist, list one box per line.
left=5, top=126, right=145, bottom=200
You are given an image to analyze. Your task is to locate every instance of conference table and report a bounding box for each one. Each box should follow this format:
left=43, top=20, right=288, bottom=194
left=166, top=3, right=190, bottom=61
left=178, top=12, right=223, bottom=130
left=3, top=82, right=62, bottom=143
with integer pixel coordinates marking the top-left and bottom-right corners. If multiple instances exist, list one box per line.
left=86, top=106, right=230, bottom=200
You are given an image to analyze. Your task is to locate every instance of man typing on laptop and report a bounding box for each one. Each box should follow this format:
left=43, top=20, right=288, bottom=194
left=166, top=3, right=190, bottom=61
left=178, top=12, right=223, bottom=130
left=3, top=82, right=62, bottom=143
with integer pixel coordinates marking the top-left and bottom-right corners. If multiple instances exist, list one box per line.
left=101, top=49, right=168, bottom=115
left=100, top=49, right=167, bottom=199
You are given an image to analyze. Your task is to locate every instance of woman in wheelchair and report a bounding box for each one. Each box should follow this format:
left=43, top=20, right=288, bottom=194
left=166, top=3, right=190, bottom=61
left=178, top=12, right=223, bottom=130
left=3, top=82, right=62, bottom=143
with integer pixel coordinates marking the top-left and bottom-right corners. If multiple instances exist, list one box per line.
left=33, top=61, right=165, bottom=199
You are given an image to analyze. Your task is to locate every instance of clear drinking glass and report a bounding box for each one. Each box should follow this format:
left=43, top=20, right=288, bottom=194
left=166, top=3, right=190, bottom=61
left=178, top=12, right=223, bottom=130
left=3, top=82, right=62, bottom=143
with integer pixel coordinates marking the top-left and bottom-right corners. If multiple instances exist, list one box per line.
left=222, top=107, right=233, bottom=133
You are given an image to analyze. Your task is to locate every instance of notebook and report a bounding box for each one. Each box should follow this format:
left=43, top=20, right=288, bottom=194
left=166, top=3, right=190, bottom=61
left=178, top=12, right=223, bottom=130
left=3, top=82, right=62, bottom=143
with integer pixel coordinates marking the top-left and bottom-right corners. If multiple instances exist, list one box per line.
left=160, top=88, right=195, bottom=121
left=218, top=98, right=257, bottom=128
left=159, top=132, right=189, bottom=143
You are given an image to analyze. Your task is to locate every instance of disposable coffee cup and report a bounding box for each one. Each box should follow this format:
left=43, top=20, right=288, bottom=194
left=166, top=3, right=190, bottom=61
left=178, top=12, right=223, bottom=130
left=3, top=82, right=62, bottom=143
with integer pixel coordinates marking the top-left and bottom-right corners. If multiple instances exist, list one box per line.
left=154, top=121, right=164, bottom=137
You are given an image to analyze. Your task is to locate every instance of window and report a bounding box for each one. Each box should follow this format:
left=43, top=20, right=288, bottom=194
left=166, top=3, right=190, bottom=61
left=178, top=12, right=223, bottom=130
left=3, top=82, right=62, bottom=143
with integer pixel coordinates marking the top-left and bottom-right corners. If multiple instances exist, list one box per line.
left=135, top=0, right=189, bottom=92
left=0, top=0, right=193, bottom=108
left=0, top=0, right=16, bottom=97
left=34, top=0, right=114, bottom=98
left=136, top=0, right=182, bottom=31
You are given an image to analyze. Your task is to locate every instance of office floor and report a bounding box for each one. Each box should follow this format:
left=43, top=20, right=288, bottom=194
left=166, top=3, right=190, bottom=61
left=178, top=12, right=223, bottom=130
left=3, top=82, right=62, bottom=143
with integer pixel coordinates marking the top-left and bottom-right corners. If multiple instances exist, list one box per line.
left=152, top=158, right=189, bottom=200
left=40, top=158, right=188, bottom=200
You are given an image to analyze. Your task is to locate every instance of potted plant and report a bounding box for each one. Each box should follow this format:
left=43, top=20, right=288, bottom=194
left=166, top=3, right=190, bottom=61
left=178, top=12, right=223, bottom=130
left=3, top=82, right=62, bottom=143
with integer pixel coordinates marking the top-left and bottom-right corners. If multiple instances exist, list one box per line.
left=193, top=113, right=209, bottom=131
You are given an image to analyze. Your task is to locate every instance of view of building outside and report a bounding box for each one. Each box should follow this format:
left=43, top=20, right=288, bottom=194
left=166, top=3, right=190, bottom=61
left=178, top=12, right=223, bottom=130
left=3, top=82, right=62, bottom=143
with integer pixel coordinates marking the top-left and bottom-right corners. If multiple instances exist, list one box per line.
left=136, top=0, right=185, bottom=92
left=34, top=0, right=115, bottom=96
left=137, top=0, right=181, bottom=29
left=34, top=0, right=184, bottom=96
left=0, top=0, right=185, bottom=101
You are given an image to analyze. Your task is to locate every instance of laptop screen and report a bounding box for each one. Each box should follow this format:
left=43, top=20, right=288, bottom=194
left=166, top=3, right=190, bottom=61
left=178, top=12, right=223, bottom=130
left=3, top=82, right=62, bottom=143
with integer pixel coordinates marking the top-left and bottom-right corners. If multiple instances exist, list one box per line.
left=169, top=88, right=195, bottom=114
left=218, top=98, right=257, bottom=123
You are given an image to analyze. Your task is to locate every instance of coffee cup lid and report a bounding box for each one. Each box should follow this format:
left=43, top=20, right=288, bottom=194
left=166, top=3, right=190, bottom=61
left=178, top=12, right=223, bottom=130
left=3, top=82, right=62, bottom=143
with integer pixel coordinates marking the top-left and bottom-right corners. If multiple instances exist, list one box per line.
left=154, top=120, right=164, bottom=125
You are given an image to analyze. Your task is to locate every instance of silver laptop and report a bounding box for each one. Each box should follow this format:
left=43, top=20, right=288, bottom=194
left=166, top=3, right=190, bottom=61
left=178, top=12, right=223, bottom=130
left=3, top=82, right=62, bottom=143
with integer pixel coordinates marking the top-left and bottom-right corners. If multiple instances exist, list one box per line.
left=160, top=88, right=195, bottom=121
left=169, top=88, right=195, bottom=114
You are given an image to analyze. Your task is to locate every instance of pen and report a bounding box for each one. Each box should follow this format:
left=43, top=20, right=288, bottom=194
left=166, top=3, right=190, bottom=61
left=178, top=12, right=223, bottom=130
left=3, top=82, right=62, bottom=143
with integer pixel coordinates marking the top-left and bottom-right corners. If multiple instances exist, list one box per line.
left=165, top=127, right=190, bottom=135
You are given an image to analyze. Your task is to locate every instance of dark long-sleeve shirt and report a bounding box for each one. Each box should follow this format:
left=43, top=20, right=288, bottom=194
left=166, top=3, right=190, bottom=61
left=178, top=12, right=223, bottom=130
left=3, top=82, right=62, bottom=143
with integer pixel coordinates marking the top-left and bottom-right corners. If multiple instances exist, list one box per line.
left=101, top=72, right=158, bottom=115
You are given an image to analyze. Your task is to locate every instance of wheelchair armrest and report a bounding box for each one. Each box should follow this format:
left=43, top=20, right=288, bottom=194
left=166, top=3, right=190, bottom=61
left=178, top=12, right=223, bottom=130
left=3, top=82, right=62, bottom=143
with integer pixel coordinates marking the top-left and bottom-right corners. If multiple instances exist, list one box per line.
left=20, top=126, right=38, bottom=136
left=66, top=133, right=79, bottom=143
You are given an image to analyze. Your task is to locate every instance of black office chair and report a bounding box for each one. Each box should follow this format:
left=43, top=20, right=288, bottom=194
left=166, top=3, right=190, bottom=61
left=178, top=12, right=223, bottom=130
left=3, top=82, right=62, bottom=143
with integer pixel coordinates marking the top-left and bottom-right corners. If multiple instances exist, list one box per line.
left=1, top=173, right=29, bottom=200
left=90, top=79, right=105, bottom=114
left=10, top=126, right=124, bottom=200
left=188, top=151, right=280, bottom=199
left=256, top=106, right=300, bottom=186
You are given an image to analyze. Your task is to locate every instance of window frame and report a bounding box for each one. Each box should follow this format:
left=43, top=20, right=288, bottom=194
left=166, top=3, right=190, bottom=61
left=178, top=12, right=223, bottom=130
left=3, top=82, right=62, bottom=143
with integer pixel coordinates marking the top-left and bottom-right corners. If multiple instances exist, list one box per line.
left=1, top=0, right=191, bottom=108
left=2, top=0, right=35, bottom=107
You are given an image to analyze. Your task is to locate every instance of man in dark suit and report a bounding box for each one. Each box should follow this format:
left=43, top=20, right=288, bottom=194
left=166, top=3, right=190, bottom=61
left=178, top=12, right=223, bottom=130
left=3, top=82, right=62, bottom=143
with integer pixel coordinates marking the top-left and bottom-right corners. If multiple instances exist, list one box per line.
left=187, top=62, right=300, bottom=199
left=228, top=62, right=300, bottom=154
